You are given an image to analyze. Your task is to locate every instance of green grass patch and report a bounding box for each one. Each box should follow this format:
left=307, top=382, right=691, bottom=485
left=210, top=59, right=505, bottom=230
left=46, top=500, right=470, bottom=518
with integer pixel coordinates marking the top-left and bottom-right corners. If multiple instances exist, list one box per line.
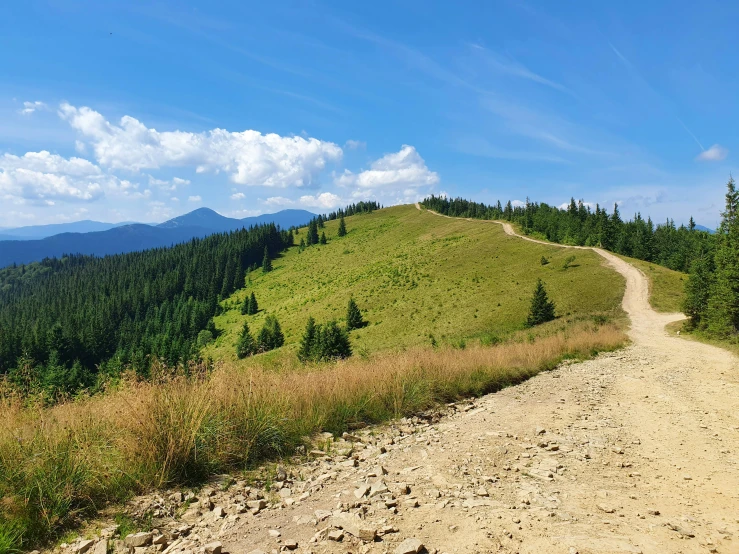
left=615, top=255, right=686, bottom=313
left=207, top=205, right=625, bottom=363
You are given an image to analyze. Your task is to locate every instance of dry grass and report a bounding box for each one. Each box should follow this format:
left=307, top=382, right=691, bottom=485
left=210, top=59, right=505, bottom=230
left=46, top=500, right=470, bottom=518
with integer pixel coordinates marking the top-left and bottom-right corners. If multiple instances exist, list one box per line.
left=0, top=320, right=625, bottom=552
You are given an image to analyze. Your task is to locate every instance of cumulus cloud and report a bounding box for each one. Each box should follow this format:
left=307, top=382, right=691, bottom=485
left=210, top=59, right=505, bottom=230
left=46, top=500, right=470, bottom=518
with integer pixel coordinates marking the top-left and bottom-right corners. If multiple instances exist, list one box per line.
left=188, top=195, right=202, bottom=203
left=18, top=101, right=48, bottom=115
left=147, top=175, right=191, bottom=191
left=696, top=144, right=728, bottom=162
left=0, top=151, right=109, bottom=203
left=299, top=192, right=343, bottom=209
left=335, top=145, right=439, bottom=193
left=344, top=140, right=366, bottom=150
left=230, top=192, right=246, bottom=200
left=58, top=103, right=343, bottom=187
left=264, top=196, right=293, bottom=207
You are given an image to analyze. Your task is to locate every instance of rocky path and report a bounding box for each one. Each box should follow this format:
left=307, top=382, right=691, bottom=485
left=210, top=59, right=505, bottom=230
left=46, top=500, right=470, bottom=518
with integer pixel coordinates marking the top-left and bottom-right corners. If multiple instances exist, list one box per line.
left=71, top=207, right=739, bottom=554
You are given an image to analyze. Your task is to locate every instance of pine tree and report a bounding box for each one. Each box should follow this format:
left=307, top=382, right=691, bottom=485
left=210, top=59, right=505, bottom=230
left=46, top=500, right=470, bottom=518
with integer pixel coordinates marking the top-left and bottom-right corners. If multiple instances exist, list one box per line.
left=346, top=298, right=366, bottom=330
left=308, top=220, right=319, bottom=245
left=247, top=291, right=258, bottom=315
left=236, top=321, right=256, bottom=359
left=298, top=316, right=317, bottom=362
left=320, top=231, right=327, bottom=245
left=262, top=246, right=272, bottom=273
left=337, top=216, right=347, bottom=237
left=257, top=315, right=284, bottom=352
left=316, top=320, right=352, bottom=360
left=684, top=253, right=714, bottom=329
left=706, top=177, right=739, bottom=336
left=240, top=295, right=249, bottom=315
left=525, top=279, right=556, bottom=327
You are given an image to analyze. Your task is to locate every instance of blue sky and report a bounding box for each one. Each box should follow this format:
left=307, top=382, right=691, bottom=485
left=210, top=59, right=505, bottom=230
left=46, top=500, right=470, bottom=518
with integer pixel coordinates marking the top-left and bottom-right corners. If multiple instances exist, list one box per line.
left=0, top=0, right=736, bottom=228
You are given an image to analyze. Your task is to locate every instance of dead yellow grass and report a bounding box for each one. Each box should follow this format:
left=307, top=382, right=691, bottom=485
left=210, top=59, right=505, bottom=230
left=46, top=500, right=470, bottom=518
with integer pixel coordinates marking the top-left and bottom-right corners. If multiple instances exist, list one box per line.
left=0, top=320, right=625, bottom=551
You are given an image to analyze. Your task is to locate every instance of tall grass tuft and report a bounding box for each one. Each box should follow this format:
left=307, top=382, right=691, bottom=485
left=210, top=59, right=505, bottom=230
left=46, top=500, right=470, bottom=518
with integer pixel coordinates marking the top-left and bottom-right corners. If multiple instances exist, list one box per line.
left=0, top=321, right=625, bottom=551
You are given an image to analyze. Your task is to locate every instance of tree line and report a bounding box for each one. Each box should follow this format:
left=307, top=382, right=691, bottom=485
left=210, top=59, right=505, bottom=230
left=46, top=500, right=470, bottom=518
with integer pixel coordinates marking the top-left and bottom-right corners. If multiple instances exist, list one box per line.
left=0, top=223, right=292, bottom=395
left=421, top=195, right=714, bottom=273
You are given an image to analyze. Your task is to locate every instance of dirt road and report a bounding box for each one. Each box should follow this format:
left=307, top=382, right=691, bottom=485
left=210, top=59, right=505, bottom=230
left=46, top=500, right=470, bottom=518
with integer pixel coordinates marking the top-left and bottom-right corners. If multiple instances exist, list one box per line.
left=110, top=206, right=739, bottom=554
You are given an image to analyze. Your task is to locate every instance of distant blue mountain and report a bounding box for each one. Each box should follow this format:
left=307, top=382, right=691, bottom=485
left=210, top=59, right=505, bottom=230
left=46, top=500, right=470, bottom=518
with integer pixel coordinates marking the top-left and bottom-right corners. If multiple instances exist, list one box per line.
left=0, top=220, right=134, bottom=240
left=0, top=209, right=315, bottom=268
left=158, top=208, right=315, bottom=233
left=694, top=224, right=715, bottom=234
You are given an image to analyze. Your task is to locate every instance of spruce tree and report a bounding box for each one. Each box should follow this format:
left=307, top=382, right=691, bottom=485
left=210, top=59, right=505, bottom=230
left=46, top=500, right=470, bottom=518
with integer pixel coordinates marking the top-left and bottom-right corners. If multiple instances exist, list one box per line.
left=247, top=291, right=258, bottom=315
left=346, top=298, right=366, bottom=330
left=308, top=220, right=319, bottom=245
left=236, top=321, right=256, bottom=359
left=240, top=295, right=249, bottom=315
left=257, top=315, right=284, bottom=352
left=320, top=231, right=327, bottom=245
left=317, top=320, right=352, bottom=360
left=525, top=279, right=556, bottom=327
left=706, top=177, right=739, bottom=336
left=298, top=316, right=317, bottom=362
left=337, top=216, right=347, bottom=237
left=262, top=246, right=272, bottom=273
left=684, top=253, right=714, bottom=329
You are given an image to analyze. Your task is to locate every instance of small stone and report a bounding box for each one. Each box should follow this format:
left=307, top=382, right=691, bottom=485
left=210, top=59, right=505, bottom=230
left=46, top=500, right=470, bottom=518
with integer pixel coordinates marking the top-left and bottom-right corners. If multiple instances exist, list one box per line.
left=476, top=487, right=489, bottom=497
left=268, top=530, right=281, bottom=538
left=327, top=529, right=344, bottom=542
left=395, top=538, right=424, bottom=554
left=683, top=475, right=692, bottom=480
left=152, top=535, right=167, bottom=546
left=92, top=541, right=107, bottom=554
left=535, top=427, right=546, bottom=435
left=369, top=481, right=389, bottom=497
left=124, top=533, right=153, bottom=548
left=597, top=503, right=615, bottom=514
left=283, top=539, right=298, bottom=550
left=314, top=509, right=332, bottom=521
left=647, top=509, right=660, bottom=516
left=73, top=540, right=95, bottom=554
left=279, top=488, right=292, bottom=498
left=212, top=506, right=226, bottom=518
left=668, top=522, right=695, bottom=537
left=354, top=485, right=371, bottom=498
left=204, top=541, right=222, bottom=554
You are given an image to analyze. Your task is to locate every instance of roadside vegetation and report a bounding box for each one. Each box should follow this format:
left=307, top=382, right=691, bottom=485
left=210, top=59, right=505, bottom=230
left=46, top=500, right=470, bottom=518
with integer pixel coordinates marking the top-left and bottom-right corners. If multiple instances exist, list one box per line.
left=0, top=318, right=624, bottom=552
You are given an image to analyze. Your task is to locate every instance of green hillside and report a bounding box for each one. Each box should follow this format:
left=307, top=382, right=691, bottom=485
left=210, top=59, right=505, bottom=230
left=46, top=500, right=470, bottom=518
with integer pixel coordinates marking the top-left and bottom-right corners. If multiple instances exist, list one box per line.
left=206, top=204, right=625, bottom=362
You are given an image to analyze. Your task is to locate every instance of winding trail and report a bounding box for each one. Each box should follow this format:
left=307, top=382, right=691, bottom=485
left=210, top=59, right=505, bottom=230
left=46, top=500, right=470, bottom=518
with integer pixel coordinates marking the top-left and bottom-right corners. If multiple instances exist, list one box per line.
left=136, top=205, right=739, bottom=554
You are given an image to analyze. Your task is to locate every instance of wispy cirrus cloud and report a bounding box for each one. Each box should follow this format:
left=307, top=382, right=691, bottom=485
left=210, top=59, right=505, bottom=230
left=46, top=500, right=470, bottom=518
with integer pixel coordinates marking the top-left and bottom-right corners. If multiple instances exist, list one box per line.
left=468, top=44, right=570, bottom=94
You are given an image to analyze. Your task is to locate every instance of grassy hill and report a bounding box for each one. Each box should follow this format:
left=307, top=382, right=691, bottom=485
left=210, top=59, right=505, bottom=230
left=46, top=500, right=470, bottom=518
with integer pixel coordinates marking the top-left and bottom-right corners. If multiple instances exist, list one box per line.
left=206, top=204, right=625, bottom=363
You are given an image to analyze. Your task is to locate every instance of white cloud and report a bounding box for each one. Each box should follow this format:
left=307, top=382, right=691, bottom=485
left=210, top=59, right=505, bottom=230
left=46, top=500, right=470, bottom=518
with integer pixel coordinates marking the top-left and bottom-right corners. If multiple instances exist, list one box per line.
left=264, top=196, right=294, bottom=207
left=511, top=200, right=526, bottom=208
left=188, top=195, right=202, bottom=202
left=696, top=144, right=728, bottom=162
left=0, top=151, right=109, bottom=203
left=171, top=196, right=180, bottom=202
left=147, top=175, right=190, bottom=191
left=58, top=103, right=343, bottom=187
left=18, top=101, right=48, bottom=115
left=558, top=200, right=596, bottom=211
left=335, top=145, right=439, bottom=192
left=344, top=140, right=366, bottom=150
left=230, top=192, right=246, bottom=200
left=299, top=192, right=343, bottom=209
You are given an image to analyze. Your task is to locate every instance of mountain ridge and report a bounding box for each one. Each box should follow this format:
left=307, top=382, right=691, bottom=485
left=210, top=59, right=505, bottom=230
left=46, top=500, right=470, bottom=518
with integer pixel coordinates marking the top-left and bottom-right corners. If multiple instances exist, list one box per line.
left=0, top=208, right=315, bottom=267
